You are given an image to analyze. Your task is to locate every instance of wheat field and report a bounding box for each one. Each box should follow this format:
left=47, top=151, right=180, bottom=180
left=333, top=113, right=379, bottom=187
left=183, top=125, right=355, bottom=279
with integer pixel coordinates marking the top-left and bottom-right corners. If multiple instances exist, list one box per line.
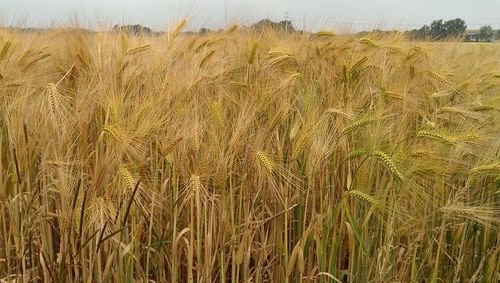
left=0, top=24, right=499, bottom=282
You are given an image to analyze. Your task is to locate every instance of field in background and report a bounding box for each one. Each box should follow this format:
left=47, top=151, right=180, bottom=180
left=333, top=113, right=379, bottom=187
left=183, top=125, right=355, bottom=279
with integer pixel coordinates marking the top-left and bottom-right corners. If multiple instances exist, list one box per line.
left=0, top=25, right=499, bottom=282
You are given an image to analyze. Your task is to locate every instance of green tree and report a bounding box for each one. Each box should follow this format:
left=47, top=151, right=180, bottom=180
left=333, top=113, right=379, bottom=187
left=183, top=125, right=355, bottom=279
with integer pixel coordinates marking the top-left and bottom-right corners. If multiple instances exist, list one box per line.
left=429, top=19, right=446, bottom=39
left=444, top=18, right=467, bottom=38
left=496, top=30, right=500, bottom=40
left=416, top=25, right=431, bottom=39
left=479, top=25, right=494, bottom=41
left=414, top=18, right=466, bottom=40
left=113, top=24, right=152, bottom=35
left=252, top=19, right=295, bottom=32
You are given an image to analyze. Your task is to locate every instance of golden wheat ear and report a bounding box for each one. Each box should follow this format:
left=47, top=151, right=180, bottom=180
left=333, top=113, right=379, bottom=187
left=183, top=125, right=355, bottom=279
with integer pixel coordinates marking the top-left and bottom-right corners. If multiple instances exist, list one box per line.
left=359, top=37, right=378, bottom=48
left=169, top=19, right=187, bottom=38
left=46, top=82, right=60, bottom=114
left=324, top=108, right=352, bottom=121
left=315, top=31, right=336, bottom=38
left=256, top=151, right=274, bottom=172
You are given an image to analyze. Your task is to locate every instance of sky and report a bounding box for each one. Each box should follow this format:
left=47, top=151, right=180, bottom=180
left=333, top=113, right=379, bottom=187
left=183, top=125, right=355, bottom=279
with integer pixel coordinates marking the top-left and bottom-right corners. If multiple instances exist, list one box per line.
left=1, top=0, right=499, bottom=32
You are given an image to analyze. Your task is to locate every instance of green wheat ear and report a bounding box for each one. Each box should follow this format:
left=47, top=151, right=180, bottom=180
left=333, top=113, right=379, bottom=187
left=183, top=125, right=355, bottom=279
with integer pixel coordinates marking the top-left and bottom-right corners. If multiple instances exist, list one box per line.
left=359, top=37, right=378, bottom=48
left=494, top=175, right=500, bottom=185
left=305, top=91, right=315, bottom=112
left=469, top=163, right=500, bottom=176
left=346, top=149, right=366, bottom=160
left=348, top=190, right=379, bottom=206
left=417, top=130, right=456, bottom=144
left=383, top=91, right=405, bottom=100
left=472, top=105, right=496, bottom=112
left=465, top=163, right=500, bottom=189
left=369, top=151, right=404, bottom=180
left=315, top=31, right=336, bottom=38
left=351, top=56, right=368, bottom=72
left=291, top=134, right=310, bottom=161
left=342, top=117, right=372, bottom=135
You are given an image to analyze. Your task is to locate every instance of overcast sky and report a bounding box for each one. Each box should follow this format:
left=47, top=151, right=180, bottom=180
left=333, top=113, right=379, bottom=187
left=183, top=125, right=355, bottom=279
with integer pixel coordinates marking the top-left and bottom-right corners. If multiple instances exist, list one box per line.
left=1, top=0, right=499, bottom=31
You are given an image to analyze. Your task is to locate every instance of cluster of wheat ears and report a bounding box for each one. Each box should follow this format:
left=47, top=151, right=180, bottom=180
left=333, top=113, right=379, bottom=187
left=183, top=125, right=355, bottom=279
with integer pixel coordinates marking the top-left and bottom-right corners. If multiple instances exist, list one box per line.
left=0, top=22, right=499, bottom=282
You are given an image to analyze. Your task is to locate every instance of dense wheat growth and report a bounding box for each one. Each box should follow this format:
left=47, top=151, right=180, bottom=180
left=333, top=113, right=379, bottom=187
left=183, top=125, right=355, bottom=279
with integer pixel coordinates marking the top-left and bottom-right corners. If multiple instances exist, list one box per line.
left=0, top=25, right=499, bottom=282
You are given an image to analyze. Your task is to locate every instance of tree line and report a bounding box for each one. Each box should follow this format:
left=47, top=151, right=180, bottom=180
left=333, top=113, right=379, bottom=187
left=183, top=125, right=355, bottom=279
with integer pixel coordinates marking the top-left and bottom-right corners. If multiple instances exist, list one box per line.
left=409, top=18, right=499, bottom=41
left=14, top=18, right=495, bottom=41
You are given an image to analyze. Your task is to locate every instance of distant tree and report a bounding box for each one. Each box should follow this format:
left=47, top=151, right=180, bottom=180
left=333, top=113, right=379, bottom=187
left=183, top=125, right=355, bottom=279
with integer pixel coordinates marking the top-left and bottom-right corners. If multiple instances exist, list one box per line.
left=410, top=18, right=466, bottom=40
left=417, top=25, right=431, bottom=38
left=407, top=25, right=428, bottom=40
left=113, top=24, right=152, bottom=35
left=199, top=28, right=211, bottom=35
left=496, top=30, right=500, bottom=40
left=278, top=20, right=294, bottom=32
left=429, top=19, right=447, bottom=39
left=252, top=19, right=272, bottom=30
left=478, top=25, right=494, bottom=41
left=444, top=18, right=467, bottom=38
left=252, top=19, right=295, bottom=32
